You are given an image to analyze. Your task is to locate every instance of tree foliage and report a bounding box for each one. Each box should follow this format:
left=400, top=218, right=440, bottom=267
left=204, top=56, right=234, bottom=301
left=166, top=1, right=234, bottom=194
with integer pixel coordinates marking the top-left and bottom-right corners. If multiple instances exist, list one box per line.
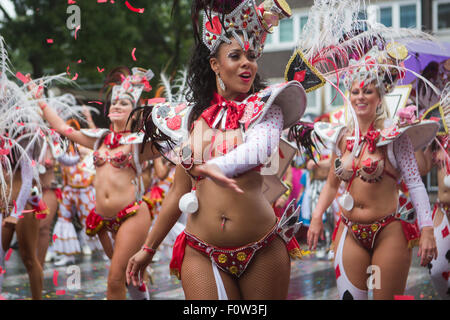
left=0, top=0, right=194, bottom=95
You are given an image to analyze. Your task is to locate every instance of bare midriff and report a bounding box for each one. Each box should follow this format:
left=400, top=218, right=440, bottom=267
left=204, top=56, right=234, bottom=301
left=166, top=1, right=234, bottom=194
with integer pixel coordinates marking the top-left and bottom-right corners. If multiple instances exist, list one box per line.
left=93, top=143, right=140, bottom=219
left=338, top=147, right=400, bottom=224
left=184, top=118, right=277, bottom=248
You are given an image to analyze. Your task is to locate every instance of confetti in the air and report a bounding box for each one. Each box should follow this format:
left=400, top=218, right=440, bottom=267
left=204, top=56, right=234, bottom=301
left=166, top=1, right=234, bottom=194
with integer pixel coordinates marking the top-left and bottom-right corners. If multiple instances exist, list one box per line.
left=125, top=1, right=144, bottom=13
left=74, top=25, right=81, bottom=39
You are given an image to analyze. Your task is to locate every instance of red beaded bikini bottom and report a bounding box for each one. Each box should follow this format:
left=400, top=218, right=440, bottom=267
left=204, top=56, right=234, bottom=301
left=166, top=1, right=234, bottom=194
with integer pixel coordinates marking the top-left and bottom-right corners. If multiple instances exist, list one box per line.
left=85, top=200, right=142, bottom=235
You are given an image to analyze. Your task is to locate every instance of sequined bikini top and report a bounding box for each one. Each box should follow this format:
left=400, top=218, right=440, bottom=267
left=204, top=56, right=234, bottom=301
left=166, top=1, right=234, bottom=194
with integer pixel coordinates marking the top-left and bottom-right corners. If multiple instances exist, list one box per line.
left=334, top=127, right=397, bottom=183
left=334, top=156, right=392, bottom=183
left=93, top=150, right=136, bottom=172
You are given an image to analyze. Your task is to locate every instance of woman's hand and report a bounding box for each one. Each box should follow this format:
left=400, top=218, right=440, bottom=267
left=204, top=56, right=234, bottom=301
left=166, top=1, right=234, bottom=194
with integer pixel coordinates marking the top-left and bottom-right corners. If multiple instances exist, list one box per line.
left=306, top=159, right=317, bottom=171
left=307, top=213, right=324, bottom=251
left=25, top=74, right=47, bottom=111
left=25, top=74, right=43, bottom=99
left=190, top=163, right=244, bottom=194
left=126, top=249, right=154, bottom=287
left=275, top=196, right=288, bottom=209
left=2, top=216, right=18, bottom=228
left=417, top=226, right=438, bottom=267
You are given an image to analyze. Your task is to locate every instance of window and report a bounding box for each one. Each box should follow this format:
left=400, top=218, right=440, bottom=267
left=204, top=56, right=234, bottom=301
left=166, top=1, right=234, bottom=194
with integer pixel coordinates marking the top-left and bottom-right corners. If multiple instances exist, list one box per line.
left=279, top=19, right=293, bottom=42
left=379, top=7, right=393, bottom=27
left=299, top=16, right=308, bottom=33
left=306, top=90, right=317, bottom=108
left=356, top=10, right=368, bottom=31
left=265, top=32, right=273, bottom=44
left=437, top=2, right=450, bottom=30
left=329, top=82, right=347, bottom=108
left=373, top=2, right=420, bottom=30
left=400, top=4, right=417, bottom=28
left=304, top=88, right=322, bottom=115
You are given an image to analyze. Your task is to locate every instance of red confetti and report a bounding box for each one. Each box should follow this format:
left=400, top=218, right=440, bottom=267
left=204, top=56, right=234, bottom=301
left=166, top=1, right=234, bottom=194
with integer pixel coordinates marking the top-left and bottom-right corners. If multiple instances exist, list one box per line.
left=16, top=72, right=30, bottom=84
left=77, top=59, right=82, bottom=63
left=74, top=25, right=81, bottom=39
left=0, top=266, right=6, bottom=274
left=4, top=248, right=13, bottom=261
left=56, top=290, right=66, bottom=295
left=18, top=215, right=24, bottom=219
left=68, top=0, right=76, bottom=4
left=131, top=48, right=137, bottom=61
left=72, top=73, right=78, bottom=81
left=53, top=234, right=58, bottom=243
left=47, top=39, right=54, bottom=44
left=97, top=66, right=105, bottom=73
left=13, top=200, right=17, bottom=213
left=88, top=101, right=103, bottom=105
left=53, top=270, right=59, bottom=286
left=125, top=1, right=144, bottom=13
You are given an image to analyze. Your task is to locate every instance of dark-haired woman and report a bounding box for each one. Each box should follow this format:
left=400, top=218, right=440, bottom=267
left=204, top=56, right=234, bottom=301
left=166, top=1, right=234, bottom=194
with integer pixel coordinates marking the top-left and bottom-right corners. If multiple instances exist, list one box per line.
left=127, top=0, right=306, bottom=299
left=28, top=68, right=160, bottom=300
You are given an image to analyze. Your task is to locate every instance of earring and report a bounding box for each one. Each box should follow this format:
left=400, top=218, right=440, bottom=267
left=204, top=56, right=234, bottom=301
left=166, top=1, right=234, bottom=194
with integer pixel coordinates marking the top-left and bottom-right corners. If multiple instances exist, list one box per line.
left=217, top=73, right=226, bottom=91
left=376, top=104, right=382, bottom=115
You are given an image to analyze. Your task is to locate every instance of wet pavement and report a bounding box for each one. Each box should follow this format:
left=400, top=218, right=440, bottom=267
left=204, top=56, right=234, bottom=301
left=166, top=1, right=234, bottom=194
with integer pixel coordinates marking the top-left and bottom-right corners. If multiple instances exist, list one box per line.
left=0, top=240, right=440, bottom=300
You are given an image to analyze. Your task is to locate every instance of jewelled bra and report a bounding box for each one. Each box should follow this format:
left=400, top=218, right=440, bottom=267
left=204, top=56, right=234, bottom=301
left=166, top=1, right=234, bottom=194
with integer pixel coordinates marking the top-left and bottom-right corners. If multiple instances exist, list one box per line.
left=334, top=139, right=397, bottom=184
left=93, top=150, right=136, bottom=172
left=334, top=156, right=389, bottom=183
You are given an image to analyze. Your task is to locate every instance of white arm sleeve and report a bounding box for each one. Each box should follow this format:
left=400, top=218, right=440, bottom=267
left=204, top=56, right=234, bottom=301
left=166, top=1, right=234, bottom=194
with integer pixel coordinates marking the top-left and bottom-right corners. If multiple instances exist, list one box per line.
left=207, top=105, right=284, bottom=178
left=393, top=134, right=433, bottom=229
left=10, top=158, right=33, bottom=219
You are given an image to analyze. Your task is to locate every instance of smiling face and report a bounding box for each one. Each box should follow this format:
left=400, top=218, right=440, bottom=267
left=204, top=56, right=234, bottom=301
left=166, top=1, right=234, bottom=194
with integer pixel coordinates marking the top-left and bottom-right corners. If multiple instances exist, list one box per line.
left=108, top=97, right=134, bottom=128
left=209, top=36, right=258, bottom=100
left=350, top=81, right=382, bottom=121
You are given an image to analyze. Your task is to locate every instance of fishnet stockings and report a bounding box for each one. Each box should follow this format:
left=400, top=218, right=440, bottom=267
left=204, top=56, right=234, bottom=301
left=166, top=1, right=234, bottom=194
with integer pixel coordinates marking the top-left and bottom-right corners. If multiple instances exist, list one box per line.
left=180, top=236, right=290, bottom=300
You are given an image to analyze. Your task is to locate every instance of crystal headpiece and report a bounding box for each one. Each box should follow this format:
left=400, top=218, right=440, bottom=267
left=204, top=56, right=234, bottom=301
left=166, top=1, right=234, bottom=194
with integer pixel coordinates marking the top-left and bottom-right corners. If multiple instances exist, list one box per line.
left=111, top=67, right=154, bottom=106
left=202, top=0, right=292, bottom=58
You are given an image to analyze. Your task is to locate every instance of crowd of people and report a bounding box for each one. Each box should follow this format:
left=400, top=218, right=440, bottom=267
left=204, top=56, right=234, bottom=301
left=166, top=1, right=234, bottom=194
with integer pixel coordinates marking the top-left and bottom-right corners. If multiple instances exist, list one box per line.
left=0, top=0, right=449, bottom=300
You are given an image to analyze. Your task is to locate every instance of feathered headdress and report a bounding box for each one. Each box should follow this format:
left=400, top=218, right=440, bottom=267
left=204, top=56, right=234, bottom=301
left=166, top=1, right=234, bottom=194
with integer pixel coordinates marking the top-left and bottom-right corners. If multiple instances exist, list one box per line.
left=130, top=70, right=189, bottom=157
left=110, top=67, right=154, bottom=106
left=286, top=0, right=442, bottom=155
left=0, top=35, right=69, bottom=213
left=47, top=92, right=99, bottom=125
